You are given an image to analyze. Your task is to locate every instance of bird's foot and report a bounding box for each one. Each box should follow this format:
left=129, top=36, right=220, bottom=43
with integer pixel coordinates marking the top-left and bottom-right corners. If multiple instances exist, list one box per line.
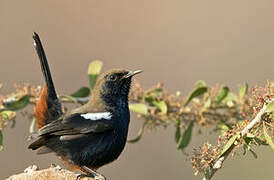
left=93, top=174, right=107, bottom=180
left=76, top=173, right=106, bottom=180
left=76, top=173, right=93, bottom=180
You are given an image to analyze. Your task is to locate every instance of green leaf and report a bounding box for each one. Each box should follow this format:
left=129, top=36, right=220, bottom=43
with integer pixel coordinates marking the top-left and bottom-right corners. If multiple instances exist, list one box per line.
left=239, top=83, right=248, bottom=101
left=59, top=95, right=77, bottom=103
left=88, top=60, right=103, bottom=90
left=177, top=121, right=194, bottom=151
left=195, top=80, right=207, bottom=88
left=145, top=87, right=163, bottom=95
left=151, top=100, right=167, bottom=114
left=243, top=137, right=252, bottom=150
left=129, top=104, right=148, bottom=115
left=70, top=87, right=90, bottom=98
left=263, top=124, right=274, bottom=150
left=254, top=136, right=268, bottom=145
left=29, top=118, right=36, bottom=133
left=3, top=95, right=30, bottom=111
left=0, top=110, right=15, bottom=120
left=246, top=133, right=255, bottom=138
left=204, top=97, right=211, bottom=109
left=0, top=130, right=3, bottom=151
left=216, top=86, right=229, bottom=103
left=222, top=92, right=237, bottom=103
left=127, top=122, right=147, bottom=143
left=204, top=168, right=211, bottom=180
left=217, top=122, right=230, bottom=135
left=175, top=120, right=181, bottom=143
left=184, top=87, right=207, bottom=107
left=219, top=133, right=240, bottom=158
left=249, top=149, right=258, bottom=159
left=265, top=101, right=274, bottom=113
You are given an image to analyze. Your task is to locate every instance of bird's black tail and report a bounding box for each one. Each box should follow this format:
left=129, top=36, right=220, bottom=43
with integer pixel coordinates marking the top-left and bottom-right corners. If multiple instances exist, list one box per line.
left=33, top=32, right=62, bottom=127
left=33, top=32, right=58, bottom=101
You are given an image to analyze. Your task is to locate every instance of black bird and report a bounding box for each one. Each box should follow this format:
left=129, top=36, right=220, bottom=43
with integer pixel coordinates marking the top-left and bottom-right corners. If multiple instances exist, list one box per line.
left=29, top=32, right=142, bottom=180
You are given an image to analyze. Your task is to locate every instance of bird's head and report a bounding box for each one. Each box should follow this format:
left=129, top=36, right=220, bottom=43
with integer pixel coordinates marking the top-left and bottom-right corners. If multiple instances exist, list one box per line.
left=89, top=69, right=142, bottom=108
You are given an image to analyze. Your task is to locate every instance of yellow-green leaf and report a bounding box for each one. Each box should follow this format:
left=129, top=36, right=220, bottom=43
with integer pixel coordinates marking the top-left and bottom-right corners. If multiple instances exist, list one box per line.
left=265, top=101, right=274, bottom=113
left=263, top=124, right=274, bottom=150
left=151, top=100, right=167, bottom=114
left=0, top=110, right=15, bottom=120
left=223, top=92, right=237, bottom=103
left=239, top=83, right=248, bottom=101
left=88, top=60, right=103, bottom=90
left=204, top=97, right=211, bottom=109
left=29, top=118, right=36, bottom=133
left=59, top=95, right=77, bottom=103
left=195, top=80, right=207, bottom=88
left=219, top=133, right=240, bottom=158
left=129, top=103, right=148, bottom=115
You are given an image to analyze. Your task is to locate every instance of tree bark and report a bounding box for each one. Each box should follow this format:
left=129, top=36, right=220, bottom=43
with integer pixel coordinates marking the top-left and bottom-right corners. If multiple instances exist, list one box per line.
left=6, top=165, right=94, bottom=180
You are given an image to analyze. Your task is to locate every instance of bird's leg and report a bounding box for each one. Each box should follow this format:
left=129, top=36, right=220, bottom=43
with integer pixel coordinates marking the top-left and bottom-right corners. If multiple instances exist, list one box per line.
left=76, top=166, right=106, bottom=180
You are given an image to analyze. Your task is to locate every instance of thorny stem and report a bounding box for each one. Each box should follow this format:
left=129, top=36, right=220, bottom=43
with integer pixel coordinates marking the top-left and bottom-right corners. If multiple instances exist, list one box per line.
left=202, top=98, right=274, bottom=180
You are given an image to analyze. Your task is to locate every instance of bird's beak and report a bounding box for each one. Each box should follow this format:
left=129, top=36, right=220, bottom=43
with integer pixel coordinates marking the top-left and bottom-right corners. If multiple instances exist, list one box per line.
left=123, top=70, right=143, bottom=79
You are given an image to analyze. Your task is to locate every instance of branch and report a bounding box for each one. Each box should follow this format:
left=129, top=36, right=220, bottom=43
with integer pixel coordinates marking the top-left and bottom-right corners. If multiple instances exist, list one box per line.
left=6, top=165, right=94, bottom=180
left=202, top=98, right=274, bottom=180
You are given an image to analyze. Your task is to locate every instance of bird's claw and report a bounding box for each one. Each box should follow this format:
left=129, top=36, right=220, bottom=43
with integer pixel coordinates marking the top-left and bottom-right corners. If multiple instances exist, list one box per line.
left=94, top=174, right=107, bottom=180
left=76, top=174, right=93, bottom=180
left=76, top=174, right=106, bottom=180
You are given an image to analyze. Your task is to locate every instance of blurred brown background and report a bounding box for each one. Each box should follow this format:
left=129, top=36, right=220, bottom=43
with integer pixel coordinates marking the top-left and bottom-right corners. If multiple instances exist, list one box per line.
left=0, top=0, right=273, bottom=180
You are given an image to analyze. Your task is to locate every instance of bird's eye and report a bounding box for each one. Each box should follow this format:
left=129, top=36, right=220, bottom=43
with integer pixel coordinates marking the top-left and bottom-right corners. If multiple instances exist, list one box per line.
left=108, top=74, right=117, bottom=81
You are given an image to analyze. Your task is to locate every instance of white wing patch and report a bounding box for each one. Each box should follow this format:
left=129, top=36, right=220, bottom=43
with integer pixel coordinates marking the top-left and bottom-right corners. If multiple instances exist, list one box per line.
left=80, top=112, right=112, bottom=121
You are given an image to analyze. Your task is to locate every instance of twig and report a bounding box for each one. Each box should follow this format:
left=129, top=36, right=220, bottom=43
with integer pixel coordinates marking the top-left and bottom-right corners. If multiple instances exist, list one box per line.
left=202, top=98, right=274, bottom=180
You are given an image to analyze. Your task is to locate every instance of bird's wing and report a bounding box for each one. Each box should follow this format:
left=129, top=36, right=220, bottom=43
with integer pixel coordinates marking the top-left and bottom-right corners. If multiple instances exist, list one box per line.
left=36, top=112, right=114, bottom=137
